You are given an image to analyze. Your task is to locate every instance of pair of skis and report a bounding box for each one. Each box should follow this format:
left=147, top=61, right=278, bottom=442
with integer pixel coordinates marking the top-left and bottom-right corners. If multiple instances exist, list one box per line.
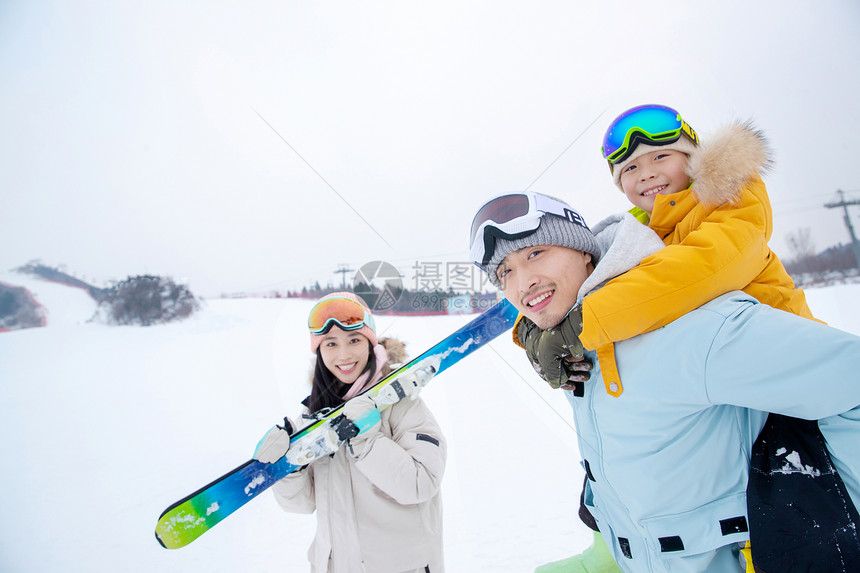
left=155, top=299, right=519, bottom=549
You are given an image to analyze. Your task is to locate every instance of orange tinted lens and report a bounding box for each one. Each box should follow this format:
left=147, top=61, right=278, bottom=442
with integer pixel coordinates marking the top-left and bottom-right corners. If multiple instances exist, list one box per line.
left=308, top=297, right=366, bottom=334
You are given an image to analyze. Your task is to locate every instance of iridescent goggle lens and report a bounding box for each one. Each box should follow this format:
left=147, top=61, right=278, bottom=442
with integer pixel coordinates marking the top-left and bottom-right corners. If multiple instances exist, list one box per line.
left=601, top=104, right=698, bottom=165
left=307, top=296, right=374, bottom=335
left=468, top=192, right=590, bottom=271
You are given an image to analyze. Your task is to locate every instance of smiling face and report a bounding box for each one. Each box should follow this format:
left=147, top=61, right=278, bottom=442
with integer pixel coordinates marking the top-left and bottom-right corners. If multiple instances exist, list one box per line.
left=618, top=149, right=690, bottom=214
left=318, top=328, right=371, bottom=384
left=496, top=245, right=593, bottom=329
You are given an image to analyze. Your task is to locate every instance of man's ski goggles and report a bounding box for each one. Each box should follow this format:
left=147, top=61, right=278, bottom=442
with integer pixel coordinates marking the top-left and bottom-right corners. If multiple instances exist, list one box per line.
left=308, top=295, right=376, bottom=336
left=469, top=192, right=590, bottom=271
left=601, top=104, right=699, bottom=165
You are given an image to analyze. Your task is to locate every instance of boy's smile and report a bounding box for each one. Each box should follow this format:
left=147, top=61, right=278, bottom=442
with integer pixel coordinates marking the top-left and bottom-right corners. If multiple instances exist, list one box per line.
left=619, top=149, right=691, bottom=214
left=639, top=183, right=670, bottom=198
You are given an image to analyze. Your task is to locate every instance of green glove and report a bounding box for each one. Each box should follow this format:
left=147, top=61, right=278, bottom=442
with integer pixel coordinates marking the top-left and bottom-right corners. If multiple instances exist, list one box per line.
left=517, top=305, right=592, bottom=390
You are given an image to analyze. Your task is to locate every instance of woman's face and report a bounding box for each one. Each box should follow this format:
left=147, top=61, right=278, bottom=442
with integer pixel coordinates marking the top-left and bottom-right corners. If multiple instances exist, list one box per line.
left=318, top=328, right=371, bottom=384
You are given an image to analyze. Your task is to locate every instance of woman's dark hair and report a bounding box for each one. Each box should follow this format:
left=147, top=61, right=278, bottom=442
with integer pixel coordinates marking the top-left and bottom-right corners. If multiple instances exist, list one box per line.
left=305, top=340, right=377, bottom=413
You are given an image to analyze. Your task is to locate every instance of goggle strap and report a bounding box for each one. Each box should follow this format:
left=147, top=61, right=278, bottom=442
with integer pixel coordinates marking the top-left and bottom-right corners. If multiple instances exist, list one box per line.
left=680, top=119, right=699, bottom=145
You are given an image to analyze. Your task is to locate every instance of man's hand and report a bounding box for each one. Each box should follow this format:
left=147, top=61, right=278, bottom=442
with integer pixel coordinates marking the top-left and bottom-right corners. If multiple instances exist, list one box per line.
left=517, top=306, right=593, bottom=390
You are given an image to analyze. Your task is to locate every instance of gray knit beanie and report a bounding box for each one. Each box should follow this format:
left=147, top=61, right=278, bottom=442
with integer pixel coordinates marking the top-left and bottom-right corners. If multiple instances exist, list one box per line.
left=486, top=212, right=601, bottom=288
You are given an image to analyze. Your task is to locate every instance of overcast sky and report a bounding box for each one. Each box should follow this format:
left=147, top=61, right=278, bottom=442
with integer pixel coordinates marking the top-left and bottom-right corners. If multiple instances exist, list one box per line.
left=2, top=1, right=859, bottom=297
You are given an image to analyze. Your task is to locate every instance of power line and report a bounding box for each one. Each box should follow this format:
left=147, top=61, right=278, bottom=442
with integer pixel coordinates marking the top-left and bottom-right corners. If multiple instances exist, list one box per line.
left=487, top=344, right=576, bottom=431
left=524, top=108, right=608, bottom=190
left=252, top=107, right=394, bottom=251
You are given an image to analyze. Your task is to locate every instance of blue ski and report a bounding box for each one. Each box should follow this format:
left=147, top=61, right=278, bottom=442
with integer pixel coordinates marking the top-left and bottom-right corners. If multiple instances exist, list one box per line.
left=155, top=299, right=518, bottom=549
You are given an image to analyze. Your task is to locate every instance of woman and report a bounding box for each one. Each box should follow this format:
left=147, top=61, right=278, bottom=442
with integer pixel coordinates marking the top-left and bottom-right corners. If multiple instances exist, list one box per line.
left=254, top=292, right=447, bottom=572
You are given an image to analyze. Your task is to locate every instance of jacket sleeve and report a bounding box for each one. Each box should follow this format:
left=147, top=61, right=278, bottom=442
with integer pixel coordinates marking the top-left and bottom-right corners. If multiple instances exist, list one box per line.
left=702, top=298, right=860, bottom=510
left=271, top=464, right=316, bottom=514
left=353, top=398, right=447, bottom=506
left=703, top=299, right=860, bottom=419
left=580, top=182, right=771, bottom=351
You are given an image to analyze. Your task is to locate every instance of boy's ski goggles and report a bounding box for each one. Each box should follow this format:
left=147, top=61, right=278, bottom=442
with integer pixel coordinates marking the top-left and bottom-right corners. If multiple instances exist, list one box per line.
left=469, top=192, right=588, bottom=271
left=308, top=295, right=376, bottom=335
left=601, top=104, right=699, bottom=165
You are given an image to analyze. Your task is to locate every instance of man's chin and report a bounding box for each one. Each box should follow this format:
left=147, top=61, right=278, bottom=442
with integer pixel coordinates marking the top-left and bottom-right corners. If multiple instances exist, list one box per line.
left=524, top=310, right=562, bottom=330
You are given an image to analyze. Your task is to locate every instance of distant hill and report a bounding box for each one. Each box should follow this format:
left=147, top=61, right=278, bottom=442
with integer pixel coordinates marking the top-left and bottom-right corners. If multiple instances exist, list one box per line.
left=2, top=264, right=200, bottom=329
left=14, top=262, right=108, bottom=301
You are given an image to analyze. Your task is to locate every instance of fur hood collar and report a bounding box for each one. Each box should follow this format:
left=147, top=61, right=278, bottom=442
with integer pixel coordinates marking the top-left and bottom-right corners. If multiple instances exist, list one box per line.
left=378, top=337, right=408, bottom=369
left=687, top=120, right=773, bottom=207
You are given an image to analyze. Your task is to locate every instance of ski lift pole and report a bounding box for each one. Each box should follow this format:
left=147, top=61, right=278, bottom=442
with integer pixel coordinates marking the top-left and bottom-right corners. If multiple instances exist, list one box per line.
left=824, top=189, right=860, bottom=269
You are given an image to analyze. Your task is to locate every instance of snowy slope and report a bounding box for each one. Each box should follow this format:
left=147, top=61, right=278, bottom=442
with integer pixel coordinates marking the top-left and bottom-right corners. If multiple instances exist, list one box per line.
left=0, top=274, right=857, bottom=572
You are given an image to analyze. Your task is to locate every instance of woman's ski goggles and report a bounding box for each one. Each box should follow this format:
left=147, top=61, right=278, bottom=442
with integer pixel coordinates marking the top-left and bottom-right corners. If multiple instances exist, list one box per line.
left=601, top=104, right=699, bottom=165
left=308, top=295, right=376, bottom=336
left=469, top=192, right=588, bottom=271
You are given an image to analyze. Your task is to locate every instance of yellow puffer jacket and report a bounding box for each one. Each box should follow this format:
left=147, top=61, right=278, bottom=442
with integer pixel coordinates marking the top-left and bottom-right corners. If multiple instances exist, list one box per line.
left=514, top=122, right=817, bottom=397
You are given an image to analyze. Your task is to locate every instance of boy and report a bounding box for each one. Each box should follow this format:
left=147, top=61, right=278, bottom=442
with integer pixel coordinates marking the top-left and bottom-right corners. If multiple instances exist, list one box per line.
left=469, top=191, right=860, bottom=572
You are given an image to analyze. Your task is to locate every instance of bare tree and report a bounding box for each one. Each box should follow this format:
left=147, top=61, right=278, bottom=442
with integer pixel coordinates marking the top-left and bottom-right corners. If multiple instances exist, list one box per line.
left=787, top=228, right=815, bottom=261
left=785, top=227, right=821, bottom=274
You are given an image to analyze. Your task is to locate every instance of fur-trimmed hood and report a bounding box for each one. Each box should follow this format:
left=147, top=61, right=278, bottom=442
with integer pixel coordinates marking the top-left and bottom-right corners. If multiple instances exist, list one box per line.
left=378, top=337, right=408, bottom=375
left=687, top=120, right=773, bottom=207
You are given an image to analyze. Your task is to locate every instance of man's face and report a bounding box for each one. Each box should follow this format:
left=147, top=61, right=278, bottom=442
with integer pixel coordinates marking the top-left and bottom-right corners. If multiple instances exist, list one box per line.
left=618, top=149, right=690, bottom=214
left=496, top=245, right=592, bottom=329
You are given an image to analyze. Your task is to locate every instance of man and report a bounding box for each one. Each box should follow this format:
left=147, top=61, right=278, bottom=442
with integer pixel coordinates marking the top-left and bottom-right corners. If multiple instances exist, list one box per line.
left=468, top=191, right=860, bottom=572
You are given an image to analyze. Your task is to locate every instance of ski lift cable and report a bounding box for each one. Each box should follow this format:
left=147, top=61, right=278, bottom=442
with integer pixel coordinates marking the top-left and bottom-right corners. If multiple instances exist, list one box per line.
left=487, top=343, right=577, bottom=431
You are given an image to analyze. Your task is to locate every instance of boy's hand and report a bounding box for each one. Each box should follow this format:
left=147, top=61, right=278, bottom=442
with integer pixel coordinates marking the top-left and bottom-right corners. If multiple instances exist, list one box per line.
left=517, top=306, right=592, bottom=390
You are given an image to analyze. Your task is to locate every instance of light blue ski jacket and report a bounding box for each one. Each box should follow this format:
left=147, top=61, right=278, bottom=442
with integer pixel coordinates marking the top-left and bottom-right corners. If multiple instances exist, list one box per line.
left=567, top=214, right=860, bottom=572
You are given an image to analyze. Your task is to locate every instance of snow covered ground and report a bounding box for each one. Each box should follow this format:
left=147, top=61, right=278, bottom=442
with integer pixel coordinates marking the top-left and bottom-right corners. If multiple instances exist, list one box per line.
left=0, top=271, right=858, bottom=572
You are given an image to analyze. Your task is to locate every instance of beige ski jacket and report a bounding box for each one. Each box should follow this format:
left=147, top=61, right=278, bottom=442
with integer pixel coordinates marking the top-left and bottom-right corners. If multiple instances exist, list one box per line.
left=273, top=339, right=447, bottom=573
